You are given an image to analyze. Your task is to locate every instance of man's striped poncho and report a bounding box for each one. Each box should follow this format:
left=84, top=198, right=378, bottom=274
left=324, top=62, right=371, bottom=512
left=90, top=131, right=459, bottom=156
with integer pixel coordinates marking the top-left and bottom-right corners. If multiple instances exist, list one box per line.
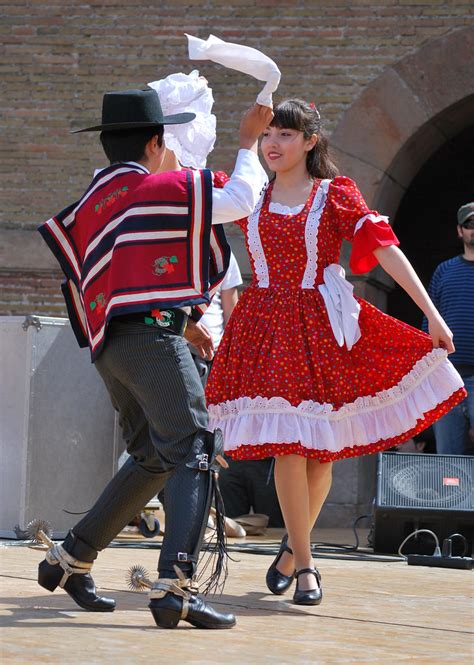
left=39, top=162, right=230, bottom=361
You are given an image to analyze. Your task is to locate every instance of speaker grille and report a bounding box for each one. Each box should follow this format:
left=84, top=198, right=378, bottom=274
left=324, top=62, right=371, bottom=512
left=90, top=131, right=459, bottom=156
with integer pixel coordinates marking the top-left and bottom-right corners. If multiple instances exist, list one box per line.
left=378, top=453, right=474, bottom=510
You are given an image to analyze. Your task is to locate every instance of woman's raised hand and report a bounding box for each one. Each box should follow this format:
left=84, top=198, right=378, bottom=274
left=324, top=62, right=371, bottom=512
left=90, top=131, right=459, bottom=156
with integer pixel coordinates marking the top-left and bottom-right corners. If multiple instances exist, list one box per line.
left=428, top=313, right=455, bottom=354
left=239, top=104, right=274, bottom=150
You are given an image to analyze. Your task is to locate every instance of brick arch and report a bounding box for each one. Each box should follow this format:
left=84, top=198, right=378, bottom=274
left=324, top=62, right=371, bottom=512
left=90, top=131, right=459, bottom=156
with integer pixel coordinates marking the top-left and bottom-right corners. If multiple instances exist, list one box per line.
left=330, top=27, right=474, bottom=218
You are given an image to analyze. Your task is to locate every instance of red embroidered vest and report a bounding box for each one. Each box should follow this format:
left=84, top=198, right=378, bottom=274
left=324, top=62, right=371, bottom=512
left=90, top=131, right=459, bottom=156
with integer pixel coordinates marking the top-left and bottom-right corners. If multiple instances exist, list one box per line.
left=39, top=163, right=230, bottom=360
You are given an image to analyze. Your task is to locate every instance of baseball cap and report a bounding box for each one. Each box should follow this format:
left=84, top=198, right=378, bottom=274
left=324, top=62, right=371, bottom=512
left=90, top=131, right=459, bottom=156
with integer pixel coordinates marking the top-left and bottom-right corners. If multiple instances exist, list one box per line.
left=457, top=202, right=474, bottom=225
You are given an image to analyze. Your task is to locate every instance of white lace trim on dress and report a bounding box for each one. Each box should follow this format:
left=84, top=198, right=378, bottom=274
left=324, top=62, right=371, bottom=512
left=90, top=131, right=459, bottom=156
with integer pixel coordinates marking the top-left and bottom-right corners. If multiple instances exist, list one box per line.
left=247, top=188, right=269, bottom=287
left=268, top=201, right=305, bottom=215
left=208, top=349, right=464, bottom=453
left=248, top=179, right=332, bottom=289
left=301, top=179, right=331, bottom=289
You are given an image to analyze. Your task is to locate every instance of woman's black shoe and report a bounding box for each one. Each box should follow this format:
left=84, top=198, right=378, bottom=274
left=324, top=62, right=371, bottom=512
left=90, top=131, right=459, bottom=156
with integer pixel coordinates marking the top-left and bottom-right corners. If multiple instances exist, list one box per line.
left=293, top=567, right=322, bottom=606
left=38, top=554, right=116, bottom=612
left=149, top=592, right=236, bottom=629
left=266, top=533, right=295, bottom=595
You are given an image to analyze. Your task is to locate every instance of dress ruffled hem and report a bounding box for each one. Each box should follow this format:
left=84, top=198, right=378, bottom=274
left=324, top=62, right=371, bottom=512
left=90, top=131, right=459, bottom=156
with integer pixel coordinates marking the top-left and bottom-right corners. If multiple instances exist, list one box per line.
left=207, top=349, right=466, bottom=460
left=223, top=388, right=465, bottom=462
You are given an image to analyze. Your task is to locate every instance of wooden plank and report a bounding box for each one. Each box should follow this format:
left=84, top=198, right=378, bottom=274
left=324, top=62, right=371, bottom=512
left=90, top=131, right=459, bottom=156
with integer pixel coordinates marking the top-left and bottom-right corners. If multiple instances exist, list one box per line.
left=0, top=530, right=472, bottom=664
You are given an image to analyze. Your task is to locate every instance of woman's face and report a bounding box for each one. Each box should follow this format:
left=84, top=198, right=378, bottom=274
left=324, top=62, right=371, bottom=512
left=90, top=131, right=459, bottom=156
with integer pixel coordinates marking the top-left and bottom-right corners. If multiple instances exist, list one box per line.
left=260, top=126, right=317, bottom=174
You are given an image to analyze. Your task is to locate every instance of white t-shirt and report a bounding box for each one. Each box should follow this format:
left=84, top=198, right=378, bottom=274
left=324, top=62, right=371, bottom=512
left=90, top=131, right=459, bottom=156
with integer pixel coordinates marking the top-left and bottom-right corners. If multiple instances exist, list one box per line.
left=200, top=252, right=243, bottom=348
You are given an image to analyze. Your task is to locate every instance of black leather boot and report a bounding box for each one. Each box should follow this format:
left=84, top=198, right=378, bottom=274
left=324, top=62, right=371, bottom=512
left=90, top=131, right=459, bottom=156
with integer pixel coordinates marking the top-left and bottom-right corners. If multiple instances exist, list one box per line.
left=266, top=533, right=295, bottom=595
left=148, top=578, right=235, bottom=629
left=159, top=428, right=229, bottom=595
left=37, top=532, right=116, bottom=612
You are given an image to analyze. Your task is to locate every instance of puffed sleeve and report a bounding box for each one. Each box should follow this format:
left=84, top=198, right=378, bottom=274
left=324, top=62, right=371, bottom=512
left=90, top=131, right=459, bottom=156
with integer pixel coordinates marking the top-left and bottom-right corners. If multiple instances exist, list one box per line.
left=328, top=176, right=399, bottom=274
left=212, top=170, right=230, bottom=189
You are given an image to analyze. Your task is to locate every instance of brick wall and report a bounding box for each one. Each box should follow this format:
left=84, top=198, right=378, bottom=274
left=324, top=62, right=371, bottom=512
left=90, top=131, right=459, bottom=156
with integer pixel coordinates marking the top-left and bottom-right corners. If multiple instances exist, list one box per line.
left=0, top=270, right=67, bottom=317
left=1, top=0, right=473, bottom=315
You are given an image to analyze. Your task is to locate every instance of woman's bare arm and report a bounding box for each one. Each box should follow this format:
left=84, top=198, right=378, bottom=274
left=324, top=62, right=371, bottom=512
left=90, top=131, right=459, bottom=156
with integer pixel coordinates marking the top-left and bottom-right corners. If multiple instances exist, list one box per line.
left=373, top=245, right=455, bottom=353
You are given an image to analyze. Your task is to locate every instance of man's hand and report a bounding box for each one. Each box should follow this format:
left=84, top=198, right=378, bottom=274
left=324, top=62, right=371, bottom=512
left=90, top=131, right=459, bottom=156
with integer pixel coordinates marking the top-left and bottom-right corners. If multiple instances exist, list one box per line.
left=239, top=104, right=274, bottom=151
left=184, top=319, right=215, bottom=360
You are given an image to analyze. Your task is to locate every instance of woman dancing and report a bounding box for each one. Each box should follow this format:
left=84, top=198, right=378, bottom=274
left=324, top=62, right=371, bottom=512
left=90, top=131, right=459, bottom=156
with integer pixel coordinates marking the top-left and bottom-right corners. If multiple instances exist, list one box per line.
left=205, top=99, right=466, bottom=605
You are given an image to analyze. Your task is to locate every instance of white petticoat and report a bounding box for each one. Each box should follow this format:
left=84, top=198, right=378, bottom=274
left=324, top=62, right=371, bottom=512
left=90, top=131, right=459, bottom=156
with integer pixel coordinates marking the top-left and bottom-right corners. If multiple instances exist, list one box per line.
left=208, top=348, right=464, bottom=454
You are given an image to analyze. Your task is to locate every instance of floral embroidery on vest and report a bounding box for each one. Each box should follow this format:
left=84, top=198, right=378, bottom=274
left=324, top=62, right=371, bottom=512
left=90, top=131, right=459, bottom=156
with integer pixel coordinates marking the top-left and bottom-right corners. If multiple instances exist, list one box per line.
left=153, top=255, right=178, bottom=275
left=89, top=292, right=106, bottom=312
left=95, top=186, right=129, bottom=214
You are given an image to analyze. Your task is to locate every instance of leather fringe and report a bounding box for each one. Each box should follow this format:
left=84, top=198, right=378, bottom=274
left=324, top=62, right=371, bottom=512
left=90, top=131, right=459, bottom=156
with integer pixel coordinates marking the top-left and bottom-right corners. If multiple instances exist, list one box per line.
left=197, top=470, right=229, bottom=595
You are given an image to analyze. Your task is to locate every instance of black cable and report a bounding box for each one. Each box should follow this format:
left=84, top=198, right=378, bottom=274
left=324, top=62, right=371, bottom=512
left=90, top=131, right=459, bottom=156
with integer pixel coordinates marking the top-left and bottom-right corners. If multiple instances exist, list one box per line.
left=310, top=513, right=372, bottom=554
left=62, top=509, right=90, bottom=515
left=7, top=510, right=400, bottom=563
left=104, top=513, right=402, bottom=563
left=105, top=539, right=401, bottom=562
left=447, top=532, right=469, bottom=557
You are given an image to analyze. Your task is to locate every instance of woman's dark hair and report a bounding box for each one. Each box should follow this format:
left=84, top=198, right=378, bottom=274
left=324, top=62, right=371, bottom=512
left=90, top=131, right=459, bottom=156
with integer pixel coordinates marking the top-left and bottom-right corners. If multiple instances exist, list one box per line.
left=270, top=99, right=339, bottom=179
left=100, top=126, right=164, bottom=164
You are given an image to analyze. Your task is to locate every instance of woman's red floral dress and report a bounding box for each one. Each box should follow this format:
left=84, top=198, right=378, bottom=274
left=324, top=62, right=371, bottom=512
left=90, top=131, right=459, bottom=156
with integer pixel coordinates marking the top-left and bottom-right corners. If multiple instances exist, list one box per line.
left=206, top=176, right=466, bottom=462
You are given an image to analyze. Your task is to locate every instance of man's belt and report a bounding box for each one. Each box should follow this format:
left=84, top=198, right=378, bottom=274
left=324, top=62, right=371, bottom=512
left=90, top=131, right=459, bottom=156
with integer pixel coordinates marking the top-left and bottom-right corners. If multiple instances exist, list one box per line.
left=114, top=308, right=188, bottom=336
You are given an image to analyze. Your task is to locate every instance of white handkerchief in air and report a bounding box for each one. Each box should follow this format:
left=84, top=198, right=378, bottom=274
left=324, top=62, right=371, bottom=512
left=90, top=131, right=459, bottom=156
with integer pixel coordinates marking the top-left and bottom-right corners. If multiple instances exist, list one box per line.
left=186, top=33, right=281, bottom=108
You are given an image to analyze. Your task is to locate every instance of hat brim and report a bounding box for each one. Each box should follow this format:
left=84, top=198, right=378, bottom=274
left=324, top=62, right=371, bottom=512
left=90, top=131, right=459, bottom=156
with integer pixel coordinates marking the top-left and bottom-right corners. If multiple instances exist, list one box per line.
left=71, top=112, right=196, bottom=134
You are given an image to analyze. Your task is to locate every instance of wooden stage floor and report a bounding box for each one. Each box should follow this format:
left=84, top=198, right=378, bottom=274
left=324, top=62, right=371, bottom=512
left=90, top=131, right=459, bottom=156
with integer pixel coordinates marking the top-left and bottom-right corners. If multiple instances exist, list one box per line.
left=0, top=529, right=472, bottom=664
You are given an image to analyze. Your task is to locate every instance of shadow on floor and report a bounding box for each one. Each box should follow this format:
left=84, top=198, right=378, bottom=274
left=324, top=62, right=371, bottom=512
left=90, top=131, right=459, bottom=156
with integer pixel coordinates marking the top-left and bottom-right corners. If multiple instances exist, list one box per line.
left=0, top=587, right=317, bottom=630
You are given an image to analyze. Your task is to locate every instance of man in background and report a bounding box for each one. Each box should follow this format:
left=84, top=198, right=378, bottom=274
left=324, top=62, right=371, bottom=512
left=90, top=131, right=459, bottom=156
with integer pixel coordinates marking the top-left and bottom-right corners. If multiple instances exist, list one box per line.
left=424, top=203, right=474, bottom=454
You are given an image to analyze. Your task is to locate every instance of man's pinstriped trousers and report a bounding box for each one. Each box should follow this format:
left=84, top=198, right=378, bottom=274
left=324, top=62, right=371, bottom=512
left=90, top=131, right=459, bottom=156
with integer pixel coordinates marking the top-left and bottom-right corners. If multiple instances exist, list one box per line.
left=72, top=321, right=210, bottom=576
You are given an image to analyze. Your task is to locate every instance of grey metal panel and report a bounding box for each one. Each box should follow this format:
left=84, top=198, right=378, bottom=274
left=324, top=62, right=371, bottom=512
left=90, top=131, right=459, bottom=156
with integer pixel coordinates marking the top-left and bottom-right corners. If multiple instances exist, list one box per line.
left=0, top=316, right=29, bottom=536
left=0, top=316, right=118, bottom=538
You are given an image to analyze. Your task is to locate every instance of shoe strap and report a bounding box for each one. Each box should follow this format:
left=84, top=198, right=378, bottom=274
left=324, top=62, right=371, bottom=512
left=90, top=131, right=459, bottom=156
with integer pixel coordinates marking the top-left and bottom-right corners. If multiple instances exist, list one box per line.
left=295, top=567, right=320, bottom=580
left=149, top=578, right=191, bottom=600
left=180, top=597, right=190, bottom=620
left=149, top=578, right=195, bottom=619
left=278, top=534, right=293, bottom=557
left=45, top=544, right=92, bottom=588
left=149, top=566, right=198, bottom=602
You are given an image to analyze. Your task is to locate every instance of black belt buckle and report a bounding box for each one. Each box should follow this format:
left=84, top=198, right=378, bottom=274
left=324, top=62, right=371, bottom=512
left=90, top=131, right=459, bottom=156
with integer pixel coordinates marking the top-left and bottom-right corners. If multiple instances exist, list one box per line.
left=144, top=308, right=187, bottom=336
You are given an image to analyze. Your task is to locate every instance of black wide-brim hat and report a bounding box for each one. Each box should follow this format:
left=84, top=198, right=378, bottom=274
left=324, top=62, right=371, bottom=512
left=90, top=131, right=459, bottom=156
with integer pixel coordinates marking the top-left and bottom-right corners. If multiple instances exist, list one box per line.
left=71, top=87, right=195, bottom=133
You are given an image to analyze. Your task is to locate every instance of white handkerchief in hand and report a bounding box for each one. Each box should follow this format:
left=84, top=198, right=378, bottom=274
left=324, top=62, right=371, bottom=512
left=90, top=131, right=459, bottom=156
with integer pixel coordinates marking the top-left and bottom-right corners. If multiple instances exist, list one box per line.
left=186, top=33, right=281, bottom=108
left=318, top=264, right=361, bottom=351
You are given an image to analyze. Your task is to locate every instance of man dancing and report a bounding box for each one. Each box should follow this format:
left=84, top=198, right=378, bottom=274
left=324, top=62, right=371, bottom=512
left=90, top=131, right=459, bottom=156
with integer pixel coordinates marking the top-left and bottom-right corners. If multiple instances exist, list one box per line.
left=37, top=85, right=271, bottom=629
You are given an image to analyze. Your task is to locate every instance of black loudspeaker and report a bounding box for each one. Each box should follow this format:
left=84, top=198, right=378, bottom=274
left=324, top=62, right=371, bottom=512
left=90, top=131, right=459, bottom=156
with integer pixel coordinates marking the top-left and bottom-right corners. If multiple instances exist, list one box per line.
left=373, top=452, right=474, bottom=555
